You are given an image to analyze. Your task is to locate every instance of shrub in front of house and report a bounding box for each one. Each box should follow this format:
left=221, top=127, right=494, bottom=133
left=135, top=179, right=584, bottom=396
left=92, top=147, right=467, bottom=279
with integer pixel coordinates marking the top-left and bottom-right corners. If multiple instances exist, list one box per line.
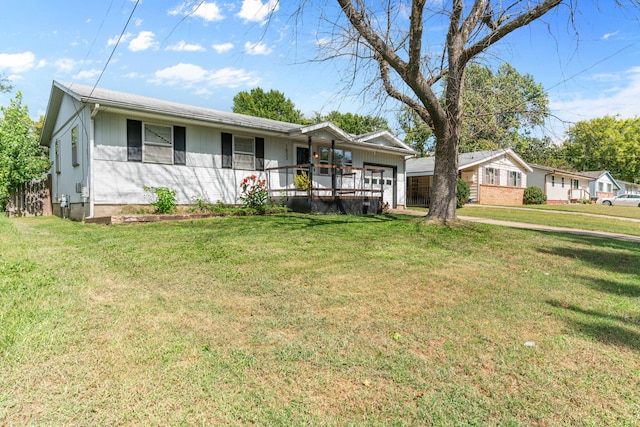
left=144, top=186, right=177, bottom=214
left=523, top=186, right=547, bottom=205
left=456, top=178, right=470, bottom=208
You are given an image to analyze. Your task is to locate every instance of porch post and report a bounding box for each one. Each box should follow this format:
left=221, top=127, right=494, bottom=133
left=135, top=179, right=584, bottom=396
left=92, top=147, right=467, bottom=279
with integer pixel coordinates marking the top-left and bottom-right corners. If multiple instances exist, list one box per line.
left=307, top=136, right=313, bottom=205
left=331, top=139, right=336, bottom=198
left=380, top=170, right=384, bottom=208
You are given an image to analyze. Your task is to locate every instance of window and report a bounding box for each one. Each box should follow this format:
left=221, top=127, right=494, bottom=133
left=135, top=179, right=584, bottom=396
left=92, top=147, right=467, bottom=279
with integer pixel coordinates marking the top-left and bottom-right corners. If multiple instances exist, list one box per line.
left=571, top=179, right=579, bottom=189
left=333, top=149, right=353, bottom=167
left=55, top=140, right=61, bottom=174
left=233, top=136, right=255, bottom=170
left=318, top=147, right=330, bottom=175
left=508, top=171, right=521, bottom=187
left=127, top=120, right=187, bottom=165
left=551, top=176, right=555, bottom=187
left=485, top=167, right=498, bottom=185
left=598, top=182, right=604, bottom=192
left=561, top=177, right=565, bottom=188
left=143, top=123, right=173, bottom=164
left=221, top=132, right=264, bottom=171
left=71, top=126, right=79, bottom=167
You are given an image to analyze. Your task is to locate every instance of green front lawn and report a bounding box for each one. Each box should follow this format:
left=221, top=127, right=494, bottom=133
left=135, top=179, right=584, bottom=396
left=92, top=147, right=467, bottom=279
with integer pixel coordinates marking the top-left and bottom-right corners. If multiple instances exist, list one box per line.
left=1, top=214, right=639, bottom=425
left=458, top=205, right=640, bottom=237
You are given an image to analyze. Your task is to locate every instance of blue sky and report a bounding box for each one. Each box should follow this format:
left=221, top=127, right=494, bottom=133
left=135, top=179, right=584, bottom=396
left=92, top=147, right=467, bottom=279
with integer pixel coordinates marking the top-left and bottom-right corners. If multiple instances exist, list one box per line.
left=1, top=1, right=639, bottom=141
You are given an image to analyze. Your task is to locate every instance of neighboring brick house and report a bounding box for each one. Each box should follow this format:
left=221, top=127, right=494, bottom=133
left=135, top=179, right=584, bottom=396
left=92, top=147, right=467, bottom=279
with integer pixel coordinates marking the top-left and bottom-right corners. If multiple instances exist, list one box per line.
left=406, top=149, right=531, bottom=206
left=579, top=171, right=621, bottom=201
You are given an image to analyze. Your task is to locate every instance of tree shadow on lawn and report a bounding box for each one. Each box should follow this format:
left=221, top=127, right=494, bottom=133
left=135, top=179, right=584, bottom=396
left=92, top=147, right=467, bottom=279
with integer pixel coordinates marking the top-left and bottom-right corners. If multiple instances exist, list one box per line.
left=265, top=213, right=410, bottom=228
left=534, top=233, right=639, bottom=276
left=547, top=299, right=640, bottom=353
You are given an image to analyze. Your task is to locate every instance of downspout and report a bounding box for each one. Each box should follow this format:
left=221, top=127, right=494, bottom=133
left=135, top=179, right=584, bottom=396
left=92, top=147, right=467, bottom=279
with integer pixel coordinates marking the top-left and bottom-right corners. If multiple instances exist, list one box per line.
left=88, top=103, right=100, bottom=218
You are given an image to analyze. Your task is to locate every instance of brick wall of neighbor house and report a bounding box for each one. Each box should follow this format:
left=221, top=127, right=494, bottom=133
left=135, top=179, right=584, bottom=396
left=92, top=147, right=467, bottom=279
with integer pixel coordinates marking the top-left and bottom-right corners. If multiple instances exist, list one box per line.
left=479, top=184, right=525, bottom=205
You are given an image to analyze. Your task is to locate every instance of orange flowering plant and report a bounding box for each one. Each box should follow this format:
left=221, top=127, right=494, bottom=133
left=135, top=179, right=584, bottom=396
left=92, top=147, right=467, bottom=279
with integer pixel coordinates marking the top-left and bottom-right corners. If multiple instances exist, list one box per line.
left=239, top=175, right=269, bottom=211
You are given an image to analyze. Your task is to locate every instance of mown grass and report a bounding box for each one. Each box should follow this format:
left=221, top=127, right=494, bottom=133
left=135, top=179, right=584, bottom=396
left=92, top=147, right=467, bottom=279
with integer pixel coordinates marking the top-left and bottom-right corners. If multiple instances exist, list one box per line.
left=511, top=203, right=640, bottom=220
left=1, top=213, right=639, bottom=425
left=458, top=205, right=640, bottom=237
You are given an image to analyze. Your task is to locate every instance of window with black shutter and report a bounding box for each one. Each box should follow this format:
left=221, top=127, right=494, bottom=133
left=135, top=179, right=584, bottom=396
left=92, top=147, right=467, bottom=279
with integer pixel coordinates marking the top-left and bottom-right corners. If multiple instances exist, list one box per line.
left=222, top=132, right=233, bottom=168
left=255, top=137, right=264, bottom=171
left=127, top=119, right=142, bottom=162
left=174, top=126, right=186, bottom=165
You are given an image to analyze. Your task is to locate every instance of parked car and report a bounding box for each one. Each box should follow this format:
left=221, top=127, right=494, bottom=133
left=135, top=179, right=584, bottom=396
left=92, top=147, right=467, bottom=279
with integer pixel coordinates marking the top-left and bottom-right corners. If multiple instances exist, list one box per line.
left=601, top=194, right=640, bottom=207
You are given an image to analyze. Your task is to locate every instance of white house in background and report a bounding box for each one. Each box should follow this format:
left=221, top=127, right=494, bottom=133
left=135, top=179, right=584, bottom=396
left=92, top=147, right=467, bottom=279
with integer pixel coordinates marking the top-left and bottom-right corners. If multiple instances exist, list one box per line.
left=40, top=81, right=416, bottom=220
left=579, top=171, right=621, bottom=201
left=406, top=149, right=532, bottom=206
left=616, top=179, right=640, bottom=195
left=527, top=164, right=592, bottom=204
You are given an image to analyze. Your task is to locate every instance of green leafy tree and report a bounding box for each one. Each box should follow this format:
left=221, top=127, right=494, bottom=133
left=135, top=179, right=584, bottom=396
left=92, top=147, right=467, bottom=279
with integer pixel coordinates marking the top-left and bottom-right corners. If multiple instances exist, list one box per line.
left=460, top=63, right=548, bottom=152
left=0, top=73, right=12, bottom=94
left=232, top=88, right=307, bottom=124
left=512, top=136, right=564, bottom=167
left=312, top=110, right=389, bottom=135
left=397, top=106, right=434, bottom=156
left=561, top=116, right=640, bottom=182
left=0, top=92, right=49, bottom=207
left=398, top=63, right=549, bottom=157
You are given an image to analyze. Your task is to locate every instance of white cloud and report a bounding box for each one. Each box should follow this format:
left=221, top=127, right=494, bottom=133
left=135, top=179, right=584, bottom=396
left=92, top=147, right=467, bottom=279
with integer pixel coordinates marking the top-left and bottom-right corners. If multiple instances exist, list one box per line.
left=128, top=31, right=158, bottom=52
left=74, top=69, right=102, bottom=81
left=166, top=40, right=206, bottom=52
left=0, top=51, right=36, bottom=73
left=107, top=32, right=132, bottom=47
left=212, top=43, right=234, bottom=54
left=135, top=18, right=143, bottom=27
left=169, top=1, right=224, bottom=22
left=549, top=67, right=640, bottom=138
left=149, top=63, right=260, bottom=89
left=602, top=30, right=619, bottom=40
left=244, top=41, right=272, bottom=55
left=53, top=58, right=78, bottom=73
left=237, top=0, right=279, bottom=24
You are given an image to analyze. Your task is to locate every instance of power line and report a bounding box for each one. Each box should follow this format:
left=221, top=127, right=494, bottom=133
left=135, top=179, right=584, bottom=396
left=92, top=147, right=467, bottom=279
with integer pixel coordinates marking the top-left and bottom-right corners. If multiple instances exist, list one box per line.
left=88, top=0, right=140, bottom=99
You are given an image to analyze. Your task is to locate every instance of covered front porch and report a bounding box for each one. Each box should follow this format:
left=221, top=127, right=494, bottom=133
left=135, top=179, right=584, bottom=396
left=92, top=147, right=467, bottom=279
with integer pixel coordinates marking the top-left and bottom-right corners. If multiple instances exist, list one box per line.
left=266, top=163, right=389, bottom=214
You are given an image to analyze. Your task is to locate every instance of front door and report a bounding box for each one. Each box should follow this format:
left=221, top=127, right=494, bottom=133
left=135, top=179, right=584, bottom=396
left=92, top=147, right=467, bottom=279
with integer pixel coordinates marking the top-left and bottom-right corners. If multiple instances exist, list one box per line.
left=296, top=147, right=309, bottom=169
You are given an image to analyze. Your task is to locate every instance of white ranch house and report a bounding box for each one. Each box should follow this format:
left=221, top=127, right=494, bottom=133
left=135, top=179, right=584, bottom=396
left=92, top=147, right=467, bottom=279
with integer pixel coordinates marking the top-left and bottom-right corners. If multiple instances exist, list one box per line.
left=406, top=149, right=531, bottom=206
left=527, top=165, right=592, bottom=204
left=40, top=81, right=416, bottom=220
left=616, top=180, right=640, bottom=196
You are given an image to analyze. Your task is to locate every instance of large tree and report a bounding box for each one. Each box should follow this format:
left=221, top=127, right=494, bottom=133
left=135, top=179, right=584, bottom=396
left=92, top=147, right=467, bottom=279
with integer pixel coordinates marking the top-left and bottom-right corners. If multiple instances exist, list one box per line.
left=232, top=87, right=307, bottom=124
left=561, top=116, right=640, bottom=183
left=321, top=0, right=563, bottom=223
left=0, top=92, right=49, bottom=206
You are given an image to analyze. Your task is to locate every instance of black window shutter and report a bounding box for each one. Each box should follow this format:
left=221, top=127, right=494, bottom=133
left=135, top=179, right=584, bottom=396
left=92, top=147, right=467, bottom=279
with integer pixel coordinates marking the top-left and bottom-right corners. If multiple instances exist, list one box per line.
left=255, top=137, right=265, bottom=171
left=221, top=132, right=233, bottom=169
left=174, top=126, right=186, bottom=165
left=127, top=119, right=142, bottom=162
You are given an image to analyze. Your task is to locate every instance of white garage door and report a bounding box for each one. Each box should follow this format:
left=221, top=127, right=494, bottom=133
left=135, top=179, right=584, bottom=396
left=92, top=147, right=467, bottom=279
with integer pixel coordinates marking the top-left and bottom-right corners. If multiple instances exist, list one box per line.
left=367, top=166, right=395, bottom=207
